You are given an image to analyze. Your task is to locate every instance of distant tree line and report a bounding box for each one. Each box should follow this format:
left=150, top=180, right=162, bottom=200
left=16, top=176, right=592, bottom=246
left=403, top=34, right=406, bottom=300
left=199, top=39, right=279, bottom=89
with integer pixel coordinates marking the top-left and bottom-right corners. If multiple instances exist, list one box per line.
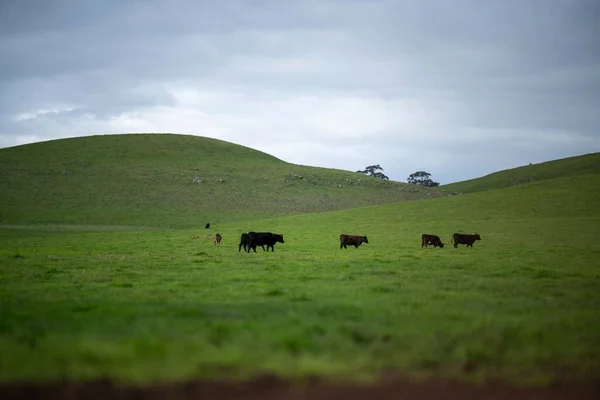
left=356, top=164, right=389, bottom=180
left=407, top=171, right=439, bottom=187
left=357, top=164, right=440, bottom=187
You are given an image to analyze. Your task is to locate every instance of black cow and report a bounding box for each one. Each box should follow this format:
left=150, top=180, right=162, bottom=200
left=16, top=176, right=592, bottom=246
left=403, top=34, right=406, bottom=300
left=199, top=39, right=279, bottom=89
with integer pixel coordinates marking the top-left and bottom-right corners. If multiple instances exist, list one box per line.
left=340, top=234, right=369, bottom=249
left=451, top=233, right=481, bottom=248
left=421, top=234, right=444, bottom=248
left=205, top=223, right=210, bottom=229
left=239, top=232, right=265, bottom=252
left=246, top=232, right=284, bottom=253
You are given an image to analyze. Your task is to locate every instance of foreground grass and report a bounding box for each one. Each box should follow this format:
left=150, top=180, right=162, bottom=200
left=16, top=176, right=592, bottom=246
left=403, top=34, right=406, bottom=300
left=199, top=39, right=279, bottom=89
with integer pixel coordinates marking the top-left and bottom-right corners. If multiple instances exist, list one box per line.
left=1, top=174, right=599, bottom=385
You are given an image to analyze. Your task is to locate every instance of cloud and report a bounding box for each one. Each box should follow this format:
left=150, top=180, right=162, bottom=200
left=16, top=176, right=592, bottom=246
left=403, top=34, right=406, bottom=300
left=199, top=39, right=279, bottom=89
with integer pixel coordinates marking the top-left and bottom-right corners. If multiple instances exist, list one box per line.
left=1, top=0, right=599, bottom=184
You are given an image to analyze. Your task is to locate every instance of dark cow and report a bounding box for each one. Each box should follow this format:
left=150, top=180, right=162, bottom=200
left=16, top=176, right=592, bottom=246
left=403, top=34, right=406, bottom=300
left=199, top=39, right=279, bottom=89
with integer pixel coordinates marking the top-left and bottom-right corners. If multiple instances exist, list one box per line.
left=421, top=234, right=444, bottom=248
left=340, top=234, right=369, bottom=249
left=238, top=233, right=249, bottom=252
left=238, top=232, right=267, bottom=252
left=205, top=223, right=210, bottom=229
left=451, top=233, right=481, bottom=248
left=213, top=233, right=222, bottom=245
left=239, top=232, right=264, bottom=252
left=246, top=232, right=285, bottom=253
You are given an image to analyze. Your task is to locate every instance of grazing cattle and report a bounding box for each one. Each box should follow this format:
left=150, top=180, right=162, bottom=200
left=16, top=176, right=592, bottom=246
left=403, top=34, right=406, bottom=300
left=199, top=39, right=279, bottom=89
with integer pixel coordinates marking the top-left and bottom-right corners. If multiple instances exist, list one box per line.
left=340, top=234, right=369, bottom=249
left=246, top=232, right=284, bottom=253
left=451, top=233, right=481, bottom=248
left=205, top=223, right=210, bottom=229
left=238, top=232, right=265, bottom=252
left=213, top=233, right=222, bottom=245
left=421, top=234, right=444, bottom=248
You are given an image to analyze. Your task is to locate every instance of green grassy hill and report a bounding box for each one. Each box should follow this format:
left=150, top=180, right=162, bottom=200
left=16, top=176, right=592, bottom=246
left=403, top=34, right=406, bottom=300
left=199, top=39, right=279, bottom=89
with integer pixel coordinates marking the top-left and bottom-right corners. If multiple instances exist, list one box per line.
left=441, top=152, right=600, bottom=194
left=1, top=171, right=599, bottom=384
left=1, top=134, right=599, bottom=385
left=0, top=133, right=446, bottom=227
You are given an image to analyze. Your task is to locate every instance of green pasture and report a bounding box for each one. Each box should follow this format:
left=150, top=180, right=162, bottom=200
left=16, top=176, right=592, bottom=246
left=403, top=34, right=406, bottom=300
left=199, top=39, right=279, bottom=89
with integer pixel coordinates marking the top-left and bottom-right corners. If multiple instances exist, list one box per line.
left=442, top=152, right=600, bottom=194
left=0, top=133, right=444, bottom=227
left=1, top=172, right=599, bottom=384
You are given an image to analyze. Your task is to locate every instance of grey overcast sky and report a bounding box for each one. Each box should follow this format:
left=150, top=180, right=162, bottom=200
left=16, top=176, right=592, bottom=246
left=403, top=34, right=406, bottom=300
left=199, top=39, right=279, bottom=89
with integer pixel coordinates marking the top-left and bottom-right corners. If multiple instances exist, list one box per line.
left=1, top=0, right=599, bottom=184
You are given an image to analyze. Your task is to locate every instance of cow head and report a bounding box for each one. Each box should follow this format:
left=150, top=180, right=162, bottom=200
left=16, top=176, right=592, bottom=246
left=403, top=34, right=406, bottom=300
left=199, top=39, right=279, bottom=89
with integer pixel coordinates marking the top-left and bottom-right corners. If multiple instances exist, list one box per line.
left=363, top=236, right=369, bottom=243
left=275, top=234, right=284, bottom=243
left=439, top=242, right=444, bottom=248
left=475, top=234, right=481, bottom=240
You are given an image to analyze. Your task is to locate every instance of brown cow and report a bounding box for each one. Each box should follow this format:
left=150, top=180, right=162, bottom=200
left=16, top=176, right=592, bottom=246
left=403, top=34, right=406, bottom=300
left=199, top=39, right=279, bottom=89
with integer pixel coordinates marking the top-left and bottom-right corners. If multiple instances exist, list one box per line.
left=340, top=234, right=369, bottom=249
left=213, top=233, right=222, bottom=245
left=451, top=233, right=481, bottom=248
left=421, top=234, right=444, bottom=248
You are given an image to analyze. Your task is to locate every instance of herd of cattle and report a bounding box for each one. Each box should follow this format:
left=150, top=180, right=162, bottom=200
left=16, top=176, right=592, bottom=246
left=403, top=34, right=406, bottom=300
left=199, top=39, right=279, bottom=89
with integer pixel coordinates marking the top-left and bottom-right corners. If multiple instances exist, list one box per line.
left=238, top=232, right=285, bottom=252
left=210, top=231, right=482, bottom=252
left=421, top=233, right=482, bottom=248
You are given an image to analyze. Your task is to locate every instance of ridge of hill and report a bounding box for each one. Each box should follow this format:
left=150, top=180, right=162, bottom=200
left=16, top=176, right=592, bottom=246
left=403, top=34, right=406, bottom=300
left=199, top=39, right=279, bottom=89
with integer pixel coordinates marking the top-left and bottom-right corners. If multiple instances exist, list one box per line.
left=441, top=152, right=600, bottom=194
left=0, top=133, right=446, bottom=227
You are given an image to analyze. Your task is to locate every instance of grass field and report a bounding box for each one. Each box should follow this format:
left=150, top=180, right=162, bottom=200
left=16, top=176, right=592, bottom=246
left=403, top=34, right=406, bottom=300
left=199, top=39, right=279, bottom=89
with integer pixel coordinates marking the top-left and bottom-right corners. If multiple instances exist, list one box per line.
left=2, top=166, right=599, bottom=386
left=441, top=152, right=600, bottom=194
left=0, top=133, right=445, bottom=227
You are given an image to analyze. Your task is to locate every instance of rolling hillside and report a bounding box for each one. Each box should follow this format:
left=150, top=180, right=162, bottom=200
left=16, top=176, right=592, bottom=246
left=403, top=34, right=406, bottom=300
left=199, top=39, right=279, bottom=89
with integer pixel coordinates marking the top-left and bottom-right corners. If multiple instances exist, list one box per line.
left=0, top=133, right=446, bottom=227
left=1, top=167, right=599, bottom=384
left=1, top=134, right=599, bottom=386
left=442, top=152, right=600, bottom=194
